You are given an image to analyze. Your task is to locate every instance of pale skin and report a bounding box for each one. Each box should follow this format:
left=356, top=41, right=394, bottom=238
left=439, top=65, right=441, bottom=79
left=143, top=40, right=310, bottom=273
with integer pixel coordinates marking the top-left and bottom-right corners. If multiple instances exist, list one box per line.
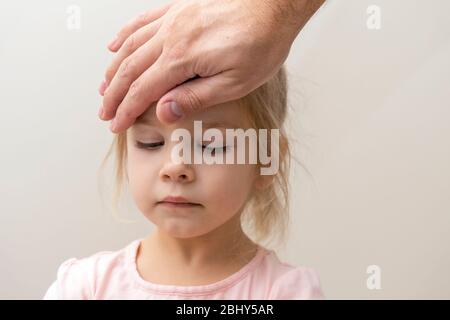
left=127, top=102, right=272, bottom=285
left=99, top=0, right=325, bottom=133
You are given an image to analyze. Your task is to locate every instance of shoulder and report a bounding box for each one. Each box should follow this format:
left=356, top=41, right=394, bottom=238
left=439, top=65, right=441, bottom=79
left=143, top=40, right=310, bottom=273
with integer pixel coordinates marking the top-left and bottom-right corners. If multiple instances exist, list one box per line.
left=258, top=250, right=325, bottom=300
left=269, top=265, right=324, bottom=299
left=43, top=239, right=139, bottom=300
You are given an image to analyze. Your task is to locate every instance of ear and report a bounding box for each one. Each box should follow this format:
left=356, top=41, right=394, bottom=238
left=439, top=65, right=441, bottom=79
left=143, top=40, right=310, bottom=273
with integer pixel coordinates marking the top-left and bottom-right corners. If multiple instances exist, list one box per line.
left=254, top=174, right=274, bottom=190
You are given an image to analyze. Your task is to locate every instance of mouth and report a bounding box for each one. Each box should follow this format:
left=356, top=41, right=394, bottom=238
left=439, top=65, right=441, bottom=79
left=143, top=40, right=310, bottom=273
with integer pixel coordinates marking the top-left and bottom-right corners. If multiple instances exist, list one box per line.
left=157, top=202, right=201, bottom=208
left=157, top=196, right=202, bottom=208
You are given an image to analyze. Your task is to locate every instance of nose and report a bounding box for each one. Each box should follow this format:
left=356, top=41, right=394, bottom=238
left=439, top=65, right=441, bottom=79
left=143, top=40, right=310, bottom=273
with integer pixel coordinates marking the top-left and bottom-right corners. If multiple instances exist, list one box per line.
left=159, top=161, right=195, bottom=183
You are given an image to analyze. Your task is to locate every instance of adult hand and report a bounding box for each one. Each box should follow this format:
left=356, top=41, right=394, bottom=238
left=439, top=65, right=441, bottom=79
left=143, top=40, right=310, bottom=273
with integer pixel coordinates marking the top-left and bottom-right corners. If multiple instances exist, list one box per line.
left=99, top=0, right=324, bottom=133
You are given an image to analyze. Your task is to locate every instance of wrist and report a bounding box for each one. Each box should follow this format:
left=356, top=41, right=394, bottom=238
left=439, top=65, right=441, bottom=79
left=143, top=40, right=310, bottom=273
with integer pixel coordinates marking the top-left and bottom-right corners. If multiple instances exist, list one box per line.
left=263, top=0, right=325, bottom=37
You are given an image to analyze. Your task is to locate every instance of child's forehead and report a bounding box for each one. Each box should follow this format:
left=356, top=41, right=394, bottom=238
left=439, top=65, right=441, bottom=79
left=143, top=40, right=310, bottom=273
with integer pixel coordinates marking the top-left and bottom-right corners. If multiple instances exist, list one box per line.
left=135, top=101, right=250, bottom=129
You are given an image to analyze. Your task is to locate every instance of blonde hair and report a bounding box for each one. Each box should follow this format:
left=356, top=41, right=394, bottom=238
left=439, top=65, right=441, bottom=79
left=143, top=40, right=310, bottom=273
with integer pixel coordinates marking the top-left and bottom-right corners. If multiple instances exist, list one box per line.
left=98, top=65, right=292, bottom=251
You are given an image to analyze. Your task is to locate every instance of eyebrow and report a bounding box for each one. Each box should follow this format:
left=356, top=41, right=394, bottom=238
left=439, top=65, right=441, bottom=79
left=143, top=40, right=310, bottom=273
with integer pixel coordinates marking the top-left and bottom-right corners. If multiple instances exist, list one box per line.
left=201, top=120, right=241, bottom=129
left=134, top=116, right=157, bottom=126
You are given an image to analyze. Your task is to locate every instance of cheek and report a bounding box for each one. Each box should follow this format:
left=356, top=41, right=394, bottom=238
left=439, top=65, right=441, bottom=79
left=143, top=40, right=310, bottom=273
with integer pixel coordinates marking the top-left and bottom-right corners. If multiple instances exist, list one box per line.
left=126, top=147, right=157, bottom=213
left=200, top=164, right=256, bottom=213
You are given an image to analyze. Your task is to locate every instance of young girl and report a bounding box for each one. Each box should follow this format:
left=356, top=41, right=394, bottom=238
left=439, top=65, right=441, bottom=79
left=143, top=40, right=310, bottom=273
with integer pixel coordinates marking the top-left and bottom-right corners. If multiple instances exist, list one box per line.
left=43, top=66, right=324, bottom=300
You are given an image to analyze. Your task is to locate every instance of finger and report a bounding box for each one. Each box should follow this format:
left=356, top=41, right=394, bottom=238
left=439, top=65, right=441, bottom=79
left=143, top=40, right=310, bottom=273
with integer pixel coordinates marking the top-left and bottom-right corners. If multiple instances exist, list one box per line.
left=108, top=1, right=174, bottom=52
left=104, top=19, right=162, bottom=88
left=98, top=79, right=108, bottom=96
left=102, top=35, right=164, bottom=121
left=155, top=72, right=246, bottom=124
left=110, top=59, right=191, bottom=133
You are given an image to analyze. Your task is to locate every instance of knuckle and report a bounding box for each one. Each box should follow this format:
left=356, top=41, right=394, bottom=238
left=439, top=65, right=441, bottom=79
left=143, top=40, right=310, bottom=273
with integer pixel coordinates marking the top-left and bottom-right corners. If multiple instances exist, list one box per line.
left=163, top=15, right=177, bottom=31
left=163, top=46, right=192, bottom=78
left=118, top=58, right=137, bottom=80
left=182, top=87, right=203, bottom=112
left=122, top=35, right=136, bottom=54
left=105, top=67, right=115, bottom=83
left=117, top=107, right=136, bottom=122
left=128, top=80, right=143, bottom=102
left=135, top=12, right=148, bottom=26
left=102, top=91, right=116, bottom=108
left=166, top=42, right=188, bottom=61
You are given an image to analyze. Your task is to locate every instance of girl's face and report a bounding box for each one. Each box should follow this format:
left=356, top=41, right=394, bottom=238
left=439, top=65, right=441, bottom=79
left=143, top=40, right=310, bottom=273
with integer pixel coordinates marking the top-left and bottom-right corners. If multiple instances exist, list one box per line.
left=126, top=102, right=266, bottom=239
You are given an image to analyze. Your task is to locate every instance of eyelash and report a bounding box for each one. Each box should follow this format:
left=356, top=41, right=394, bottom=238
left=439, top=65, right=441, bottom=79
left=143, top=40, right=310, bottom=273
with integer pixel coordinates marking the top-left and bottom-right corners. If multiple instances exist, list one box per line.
left=135, top=141, right=229, bottom=152
left=135, top=141, right=164, bottom=149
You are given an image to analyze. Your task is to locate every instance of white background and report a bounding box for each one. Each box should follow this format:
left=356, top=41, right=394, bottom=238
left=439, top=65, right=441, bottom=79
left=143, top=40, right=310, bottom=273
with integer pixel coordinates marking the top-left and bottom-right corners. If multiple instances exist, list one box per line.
left=0, top=0, right=449, bottom=299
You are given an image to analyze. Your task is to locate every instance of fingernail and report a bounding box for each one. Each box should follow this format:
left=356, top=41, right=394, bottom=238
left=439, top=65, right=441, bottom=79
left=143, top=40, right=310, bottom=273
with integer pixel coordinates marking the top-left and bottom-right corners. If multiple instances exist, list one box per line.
left=168, top=101, right=183, bottom=120
left=108, top=36, right=119, bottom=50
left=98, top=106, right=104, bottom=119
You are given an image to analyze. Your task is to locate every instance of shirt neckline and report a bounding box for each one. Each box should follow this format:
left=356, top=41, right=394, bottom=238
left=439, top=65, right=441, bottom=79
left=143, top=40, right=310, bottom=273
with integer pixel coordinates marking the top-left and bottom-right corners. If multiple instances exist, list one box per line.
left=129, top=238, right=269, bottom=296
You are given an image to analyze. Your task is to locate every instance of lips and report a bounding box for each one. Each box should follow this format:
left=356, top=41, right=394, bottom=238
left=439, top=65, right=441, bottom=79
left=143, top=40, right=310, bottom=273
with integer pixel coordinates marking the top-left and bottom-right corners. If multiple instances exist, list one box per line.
left=158, top=195, right=201, bottom=206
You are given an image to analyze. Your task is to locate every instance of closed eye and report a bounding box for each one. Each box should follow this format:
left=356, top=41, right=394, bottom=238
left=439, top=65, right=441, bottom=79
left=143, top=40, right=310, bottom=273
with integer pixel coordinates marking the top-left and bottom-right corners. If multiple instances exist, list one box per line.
left=135, top=140, right=164, bottom=149
left=135, top=140, right=228, bottom=152
left=201, top=144, right=229, bottom=152
left=202, top=145, right=226, bottom=149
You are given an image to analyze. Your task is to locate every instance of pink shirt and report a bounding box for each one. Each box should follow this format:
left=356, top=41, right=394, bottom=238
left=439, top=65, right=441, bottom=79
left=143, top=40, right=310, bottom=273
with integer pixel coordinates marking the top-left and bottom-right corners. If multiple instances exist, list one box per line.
left=43, top=238, right=324, bottom=299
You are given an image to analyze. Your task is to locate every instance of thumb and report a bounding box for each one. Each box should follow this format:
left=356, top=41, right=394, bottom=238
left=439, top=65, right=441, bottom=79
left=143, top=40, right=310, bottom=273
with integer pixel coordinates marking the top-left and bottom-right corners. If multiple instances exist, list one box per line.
left=155, top=73, right=244, bottom=124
